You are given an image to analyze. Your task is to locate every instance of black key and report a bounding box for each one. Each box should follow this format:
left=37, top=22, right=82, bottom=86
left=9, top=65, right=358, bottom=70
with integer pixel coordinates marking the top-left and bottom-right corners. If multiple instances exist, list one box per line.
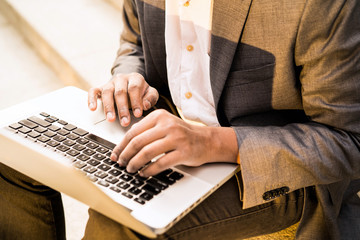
left=142, top=184, right=161, bottom=195
left=86, top=142, right=99, bottom=149
left=117, top=181, right=130, bottom=190
left=157, top=169, right=173, bottom=177
left=9, top=123, right=22, bottom=130
left=140, top=192, right=153, bottom=201
left=58, top=120, right=68, bottom=125
left=120, top=174, right=133, bottom=182
left=94, top=171, right=108, bottom=179
left=93, top=153, right=105, bottom=161
left=105, top=176, right=119, bottom=184
left=96, top=146, right=108, bottom=154
left=85, top=133, right=116, bottom=149
left=114, top=164, right=126, bottom=170
left=47, top=140, right=60, bottom=147
left=73, top=144, right=86, bottom=151
left=73, top=161, right=86, bottom=169
left=44, top=130, right=57, bottom=138
left=108, top=169, right=122, bottom=176
left=134, top=198, right=146, bottom=205
left=67, top=133, right=79, bottom=140
left=97, top=180, right=109, bottom=187
left=67, top=149, right=80, bottom=157
left=135, top=174, right=148, bottom=181
left=129, top=187, right=141, bottom=195
left=121, top=192, right=133, bottom=199
left=40, top=112, right=50, bottom=117
left=131, top=179, right=144, bottom=187
left=64, top=124, right=76, bottom=131
left=53, top=135, right=66, bottom=142
left=37, top=136, right=50, bottom=143
left=169, top=171, right=184, bottom=181
left=28, top=116, right=51, bottom=127
left=76, top=138, right=89, bottom=145
left=87, top=159, right=100, bottom=166
left=153, top=175, right=175, bottom=185
left=27, top=131, right=41, bottom=138
left=45, top=117, right=56, bottom=123
left=56, top=145, right=70, bottom=152
left=73, top=128, right=88, bottom=136
left=48, top=125, right=60, bottom=132
left=84, top=166, right=97, bottom=174
left=77, top=154, right=90, bottom=161
left=34, top=126, right=47, bottom=133
left=63, top=140, right=76, bottom=146
left=57, top=129, right=69, bottom=136
left=98, top=164, right=111, bottom=172
left=110, top=186, right=121, bottom=193
left=83, top=149, right=95, bottom=156
left=147, top=178, right=168, bottom=190
left=103, top=158, right=116, bottom=165
left=19, top=119, right=38, bottom=129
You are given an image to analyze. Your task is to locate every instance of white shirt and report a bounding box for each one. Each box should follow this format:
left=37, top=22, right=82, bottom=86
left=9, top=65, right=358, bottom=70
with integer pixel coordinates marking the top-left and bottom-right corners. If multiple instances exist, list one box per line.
left=165, top=0, right=219, bottom=126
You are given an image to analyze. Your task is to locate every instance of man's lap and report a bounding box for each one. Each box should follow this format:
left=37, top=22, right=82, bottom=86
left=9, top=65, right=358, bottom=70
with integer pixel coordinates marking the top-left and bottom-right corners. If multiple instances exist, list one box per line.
left=0, top=163, right=303, bottom=239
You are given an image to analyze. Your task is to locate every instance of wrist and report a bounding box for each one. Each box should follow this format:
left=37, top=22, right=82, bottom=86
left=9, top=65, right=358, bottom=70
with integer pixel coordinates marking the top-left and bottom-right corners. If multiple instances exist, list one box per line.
left=208, top=126, right=239, bottom=164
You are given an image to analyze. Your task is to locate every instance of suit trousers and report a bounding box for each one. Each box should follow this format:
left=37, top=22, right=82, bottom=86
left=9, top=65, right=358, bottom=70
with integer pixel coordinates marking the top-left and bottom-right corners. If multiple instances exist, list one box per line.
left=0, top=163, right=304, bottom=240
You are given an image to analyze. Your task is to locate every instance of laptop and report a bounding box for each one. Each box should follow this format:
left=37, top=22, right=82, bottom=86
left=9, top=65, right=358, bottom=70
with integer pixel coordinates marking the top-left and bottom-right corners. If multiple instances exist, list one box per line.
left=0, top=86, right=239, bottom=238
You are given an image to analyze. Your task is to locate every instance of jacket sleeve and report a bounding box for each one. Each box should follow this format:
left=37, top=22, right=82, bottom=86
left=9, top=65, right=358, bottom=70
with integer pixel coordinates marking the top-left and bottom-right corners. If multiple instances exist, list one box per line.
left=236, top=0, right=360, bottom=209
left=111, top=0, right=145, bottom=77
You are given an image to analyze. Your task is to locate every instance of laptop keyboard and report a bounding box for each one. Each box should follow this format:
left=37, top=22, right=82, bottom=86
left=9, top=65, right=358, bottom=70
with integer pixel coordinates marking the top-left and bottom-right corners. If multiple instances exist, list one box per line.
left=7, top=112, right=184, bottom=205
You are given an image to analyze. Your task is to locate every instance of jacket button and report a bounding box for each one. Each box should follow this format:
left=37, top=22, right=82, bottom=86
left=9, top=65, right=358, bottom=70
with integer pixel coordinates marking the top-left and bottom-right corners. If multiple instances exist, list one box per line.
left=262, top=192, right=271, bottom=201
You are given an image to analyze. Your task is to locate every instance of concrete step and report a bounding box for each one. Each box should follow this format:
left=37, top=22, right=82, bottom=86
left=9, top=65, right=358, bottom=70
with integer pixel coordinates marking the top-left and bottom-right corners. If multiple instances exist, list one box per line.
left=0, top=10, right=89, bottom=240
left=0, top=0, right=123, bottom=90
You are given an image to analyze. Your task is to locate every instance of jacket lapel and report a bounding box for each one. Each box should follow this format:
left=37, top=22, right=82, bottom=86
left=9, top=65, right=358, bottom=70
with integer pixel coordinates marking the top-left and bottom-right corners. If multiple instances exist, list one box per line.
left=210, top=0, right=253, bottom=110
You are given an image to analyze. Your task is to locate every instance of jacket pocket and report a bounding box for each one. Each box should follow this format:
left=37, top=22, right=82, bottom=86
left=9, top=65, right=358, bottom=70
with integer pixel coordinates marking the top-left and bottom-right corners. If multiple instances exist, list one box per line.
left=220, top=63, right=275, bottom=122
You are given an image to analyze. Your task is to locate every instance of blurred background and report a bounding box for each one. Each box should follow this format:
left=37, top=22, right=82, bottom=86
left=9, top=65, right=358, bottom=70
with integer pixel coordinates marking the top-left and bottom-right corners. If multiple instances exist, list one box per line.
left=0, top=0, right=123, bottom=239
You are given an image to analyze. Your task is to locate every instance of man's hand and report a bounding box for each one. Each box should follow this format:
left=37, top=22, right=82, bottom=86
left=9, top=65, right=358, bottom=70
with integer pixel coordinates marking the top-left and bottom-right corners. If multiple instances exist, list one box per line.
left=88, top=73, right=159, bottom=127
left=110, top=109, right=239, bottom=177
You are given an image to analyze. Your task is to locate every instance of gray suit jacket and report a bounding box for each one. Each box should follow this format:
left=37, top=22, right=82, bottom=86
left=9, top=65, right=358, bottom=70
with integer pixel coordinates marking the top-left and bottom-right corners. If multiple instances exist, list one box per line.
left=112, top=0, right=360, bottom=239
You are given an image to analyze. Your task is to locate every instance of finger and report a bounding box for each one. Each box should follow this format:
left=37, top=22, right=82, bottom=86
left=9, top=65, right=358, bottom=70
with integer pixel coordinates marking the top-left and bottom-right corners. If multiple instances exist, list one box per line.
left=110, top=114, right=158, bottom=162
left=101, top=83, right=116, bottom=122
left=113, top=76, right=131, bottom=127
left=142, top=86, right=159, bottom=111
left=127, top=74, right=146, bottom=118
left=125, top=138, right=172, bottom=173
left=88, top=87, right=102, bottom=111
left=139, top=151, right=178, bottom=177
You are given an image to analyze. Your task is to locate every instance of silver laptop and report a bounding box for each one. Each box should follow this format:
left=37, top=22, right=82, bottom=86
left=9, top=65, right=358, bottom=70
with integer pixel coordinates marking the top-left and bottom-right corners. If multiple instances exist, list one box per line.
left=0, top=86, right=238, bottom=238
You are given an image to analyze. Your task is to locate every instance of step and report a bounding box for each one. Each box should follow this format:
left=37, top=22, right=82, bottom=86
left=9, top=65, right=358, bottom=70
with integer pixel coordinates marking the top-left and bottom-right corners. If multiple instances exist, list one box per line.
left=0, top=10, right=90, bottom=240
left=0, top=0, right=123, bottom=90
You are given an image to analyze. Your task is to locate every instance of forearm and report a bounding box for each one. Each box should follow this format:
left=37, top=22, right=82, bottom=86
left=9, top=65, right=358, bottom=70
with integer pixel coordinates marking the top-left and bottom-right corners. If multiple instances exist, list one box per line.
left=111, top=0, right=145, bottom=76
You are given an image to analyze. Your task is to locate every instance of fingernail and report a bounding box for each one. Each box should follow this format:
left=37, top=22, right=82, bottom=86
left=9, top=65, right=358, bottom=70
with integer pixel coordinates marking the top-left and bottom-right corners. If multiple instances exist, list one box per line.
left=134, top=108, right=141, bottom=117
left=139, top=170, right=147, bottom=178
left=89, top=102, right=95, bottom=109
left=110, top=153, right=117, bottom=161
left=121, top=117, right=129, bottom=126
left=107, top=112, right=113, bottom=120
left=143, top=100, right=151, bottom=110
left=118, top=158, right=126, bottom=166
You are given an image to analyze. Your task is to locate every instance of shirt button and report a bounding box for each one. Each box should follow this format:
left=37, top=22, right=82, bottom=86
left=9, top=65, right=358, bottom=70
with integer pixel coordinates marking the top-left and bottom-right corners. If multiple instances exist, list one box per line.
left=185, top=92, right=192, bottom=99
left=184, top=1, right=190, bottom=7
left=186, top=45, right=194, bottom=52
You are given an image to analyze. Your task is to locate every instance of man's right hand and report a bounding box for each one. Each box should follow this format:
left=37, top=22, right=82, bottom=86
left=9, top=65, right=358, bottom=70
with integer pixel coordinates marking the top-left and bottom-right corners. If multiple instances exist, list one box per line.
left=88, top=73, right=159, bottom=127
